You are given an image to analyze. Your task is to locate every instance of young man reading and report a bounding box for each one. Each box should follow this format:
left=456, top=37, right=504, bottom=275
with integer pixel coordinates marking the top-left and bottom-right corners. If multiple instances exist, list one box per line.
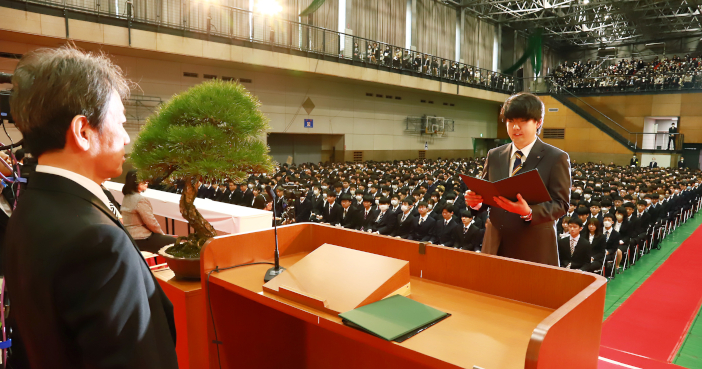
left=465, top=93, right=571, bottom=266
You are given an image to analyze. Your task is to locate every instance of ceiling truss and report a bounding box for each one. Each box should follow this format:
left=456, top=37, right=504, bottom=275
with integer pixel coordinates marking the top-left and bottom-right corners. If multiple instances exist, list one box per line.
left=452, top=0, right=702, bottom=49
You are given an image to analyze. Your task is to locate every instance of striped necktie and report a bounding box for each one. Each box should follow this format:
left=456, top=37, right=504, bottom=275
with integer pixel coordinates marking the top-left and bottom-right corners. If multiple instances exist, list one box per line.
left=512, top=150, right=524, bottom=177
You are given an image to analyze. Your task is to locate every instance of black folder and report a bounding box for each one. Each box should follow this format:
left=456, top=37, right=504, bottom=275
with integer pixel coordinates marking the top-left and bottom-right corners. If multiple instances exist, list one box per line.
left=459, top=169, right=552, bottom=209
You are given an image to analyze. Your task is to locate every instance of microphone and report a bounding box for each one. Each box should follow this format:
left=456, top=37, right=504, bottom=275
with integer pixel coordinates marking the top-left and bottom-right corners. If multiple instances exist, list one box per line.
left=264, top=188, right=285, bottom=282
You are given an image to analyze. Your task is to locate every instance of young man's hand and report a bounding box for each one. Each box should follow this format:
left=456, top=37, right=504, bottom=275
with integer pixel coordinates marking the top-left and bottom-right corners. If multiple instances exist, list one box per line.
left=493, top=194, right=531, bottom=217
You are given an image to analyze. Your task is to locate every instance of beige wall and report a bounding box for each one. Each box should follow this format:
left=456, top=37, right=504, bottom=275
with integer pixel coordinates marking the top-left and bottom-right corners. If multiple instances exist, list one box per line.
left=539, top=96, right=634, bottom=165
left=0, top=38, right=500, bottom=160
left=578, top=93, right=702, bottom=144
left=0, top=7, right=509, bottom=104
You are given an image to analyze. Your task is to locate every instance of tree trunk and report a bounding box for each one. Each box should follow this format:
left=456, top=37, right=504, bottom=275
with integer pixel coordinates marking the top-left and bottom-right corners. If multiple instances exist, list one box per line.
left=180, top=177, right=217, bottom=239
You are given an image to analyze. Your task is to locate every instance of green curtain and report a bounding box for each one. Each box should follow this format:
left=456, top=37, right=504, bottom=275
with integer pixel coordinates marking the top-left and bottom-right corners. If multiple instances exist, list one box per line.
left=299, top=0, right=326, bottom=16
left=504, top=29, right=543, bottom=77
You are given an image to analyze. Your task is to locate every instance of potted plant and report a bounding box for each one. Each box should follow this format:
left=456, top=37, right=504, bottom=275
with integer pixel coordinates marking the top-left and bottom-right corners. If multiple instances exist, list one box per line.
left=130, top=79, right=274, bottom=278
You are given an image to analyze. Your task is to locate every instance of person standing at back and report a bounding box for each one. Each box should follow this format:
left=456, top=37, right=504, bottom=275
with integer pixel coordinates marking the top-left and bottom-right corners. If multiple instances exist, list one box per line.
left=3, top=46, right=178, bottom=369
left=465, top=93, right=571, bottom=266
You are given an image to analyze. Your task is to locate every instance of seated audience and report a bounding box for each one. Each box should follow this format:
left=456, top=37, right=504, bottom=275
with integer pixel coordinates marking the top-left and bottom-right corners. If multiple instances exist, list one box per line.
left=122, top=170, right=177, bottom=253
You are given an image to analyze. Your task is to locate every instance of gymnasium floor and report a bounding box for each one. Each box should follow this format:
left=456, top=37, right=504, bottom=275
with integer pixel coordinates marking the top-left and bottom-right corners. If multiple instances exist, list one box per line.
left=597, top=215, right=702, bottom=369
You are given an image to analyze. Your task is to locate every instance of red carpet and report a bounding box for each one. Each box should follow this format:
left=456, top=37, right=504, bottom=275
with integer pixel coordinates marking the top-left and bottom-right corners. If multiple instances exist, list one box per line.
left=599, top=346, right=686, bottom=369
left=599, top=224, right=702, bottom=364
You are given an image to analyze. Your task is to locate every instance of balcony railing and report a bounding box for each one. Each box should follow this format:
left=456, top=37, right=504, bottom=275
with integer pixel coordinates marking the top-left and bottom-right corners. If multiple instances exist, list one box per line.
left=3, top=0, right=516, bottom=94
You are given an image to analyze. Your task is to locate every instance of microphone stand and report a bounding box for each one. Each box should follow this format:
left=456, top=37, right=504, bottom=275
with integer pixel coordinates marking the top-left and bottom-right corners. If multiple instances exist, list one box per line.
left=264, top=190, right=285, bottom=282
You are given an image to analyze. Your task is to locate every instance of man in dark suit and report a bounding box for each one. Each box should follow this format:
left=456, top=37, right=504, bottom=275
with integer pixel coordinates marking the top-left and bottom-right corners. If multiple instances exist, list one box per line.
left=649, top=157, right=658, bottom=168
left=456, top=209, right=482, bottom=251
left=431, top=205, right=459, bottom=247
left=321, top=191, right=343, bottom=225
left=3, top=46, right=177, bottom=369
left=678, top=157, right=685, bottom=168
left=668, top=122, right=678, bottom=150
left=558, top=218, right=592, bottom=270
left=295, top=190, right=313, bottom=223
left=465, top=93, right=571, bottom=266
left=408, top=201, right=436, bottom=242
left=392, top=198, right=415, bottom=238
left=240, top=182, right=254, bottom=206
left=359, top=195, right=378, bottom=232
left=339, top=193, right=361, bottom=229
left=370, top=197, right=397, bottom=235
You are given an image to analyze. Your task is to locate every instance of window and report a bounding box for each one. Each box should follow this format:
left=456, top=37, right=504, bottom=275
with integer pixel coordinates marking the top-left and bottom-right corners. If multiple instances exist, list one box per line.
left=353, top=151, right=363, bottom=163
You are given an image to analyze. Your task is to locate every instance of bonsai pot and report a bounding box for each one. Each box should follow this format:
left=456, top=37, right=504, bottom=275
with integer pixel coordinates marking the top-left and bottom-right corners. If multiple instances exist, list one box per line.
left=158, top=245, right=201, bottom=280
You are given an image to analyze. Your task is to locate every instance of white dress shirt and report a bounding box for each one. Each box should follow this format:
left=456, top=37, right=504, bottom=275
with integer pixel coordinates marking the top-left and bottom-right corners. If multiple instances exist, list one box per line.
left=508, top=137, right=538, bottom=177
left=36, top=165, right=112, bottom=210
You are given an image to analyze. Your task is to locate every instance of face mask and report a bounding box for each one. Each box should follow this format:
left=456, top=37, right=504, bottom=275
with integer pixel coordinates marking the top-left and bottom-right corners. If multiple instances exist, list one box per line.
left=602, top=207, right=610, bottom=213
left=645, top=199, right=651, bottom=204
left=401, top=205, right=409, bottom=212
left=356, top=195, right=363, bottom=201
left=313, top=189, right=320, bottom=196
left=248, top=183, right=254, bottom=189
left=575, top=189, right=582, bottom=194
left=350, top=189, right=355, bottom=195
left=584, top=194, right=591, bottom=200
left=375, top=199, right=380, bottom=205
left=616, top=214, right=624, bottom=221
left=603, top=220, right=612, bottom=228
left=391, top=199, right=399, bottom=206
left=323, top=193, right=328, bottom=199
left=321, top=186, right=328, bottom=190
left=379, top=204, right=389, bottom=211
left=368, top=182, right=373, bottom=187
left=392, top=185, right=398, bottom=190
left=383, top=192, right=389, bottom=197
left=428, top=204, right=433, bottom=210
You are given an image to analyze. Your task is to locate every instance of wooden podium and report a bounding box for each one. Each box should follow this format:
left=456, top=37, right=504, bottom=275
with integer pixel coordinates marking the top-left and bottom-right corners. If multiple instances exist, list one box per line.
left=200, top=223, right=606, bottom=369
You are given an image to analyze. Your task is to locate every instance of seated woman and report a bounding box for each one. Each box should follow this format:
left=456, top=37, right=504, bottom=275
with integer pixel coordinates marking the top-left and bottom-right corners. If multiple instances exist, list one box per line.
left=121, top=170, right=176, bottom=253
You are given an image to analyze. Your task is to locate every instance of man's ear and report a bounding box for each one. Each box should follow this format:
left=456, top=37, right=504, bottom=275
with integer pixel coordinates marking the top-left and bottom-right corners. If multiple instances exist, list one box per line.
left=536, top=119, right=544, bottom=133
left=66, top=115, right=91, bottom=152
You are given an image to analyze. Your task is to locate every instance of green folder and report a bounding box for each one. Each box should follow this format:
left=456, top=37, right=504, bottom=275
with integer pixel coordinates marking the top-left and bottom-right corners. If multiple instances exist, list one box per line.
left=339, top=295, right=451, bottom=342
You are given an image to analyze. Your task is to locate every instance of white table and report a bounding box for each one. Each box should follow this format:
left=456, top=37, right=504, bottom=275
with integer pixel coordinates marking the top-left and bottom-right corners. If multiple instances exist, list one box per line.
left=104, top=181, right=272, bottom=235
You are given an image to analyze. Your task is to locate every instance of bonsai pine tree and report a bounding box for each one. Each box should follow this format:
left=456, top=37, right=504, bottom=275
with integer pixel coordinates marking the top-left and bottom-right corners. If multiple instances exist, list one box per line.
left=130, top=80, right=274, bottom=256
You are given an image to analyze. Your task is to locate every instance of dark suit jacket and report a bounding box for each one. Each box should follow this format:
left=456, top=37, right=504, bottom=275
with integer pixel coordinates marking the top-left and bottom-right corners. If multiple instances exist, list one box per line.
left=295, top=198, right=313, bottom=223
left=408, top=215, right=436, bottom=242
left=322, top=202, right=343, bottom=225
left=340, top=207, right=361, bottom=230
left=392, top=212, right=415, bottom=238
left=456, top=223, right=481, bottom=251
left=649, top=161, right=658, bottom=168
left=432, top=218, right=459, bottom=247
left=240, top=189, right=254, bottom=206
left=478, top=138, right=571, bottom=266
left=359, top=208, right=378, bottom=231
left=371, top=210, right=397, bottom=235
left=558, top=236, right=592, bottom=270
left=3, top=173, right=177, bottom=369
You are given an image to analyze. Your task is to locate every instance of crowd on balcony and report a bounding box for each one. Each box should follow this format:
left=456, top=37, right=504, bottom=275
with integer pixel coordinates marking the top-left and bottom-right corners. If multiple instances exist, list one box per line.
left=548, top=54, right=702, bottom=94
left=350, top=39, right=515, bottom=92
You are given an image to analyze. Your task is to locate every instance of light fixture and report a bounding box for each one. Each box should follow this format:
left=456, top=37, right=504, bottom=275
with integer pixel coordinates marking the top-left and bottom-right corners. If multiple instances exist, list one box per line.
left=255, top=0, right=282, bottom=15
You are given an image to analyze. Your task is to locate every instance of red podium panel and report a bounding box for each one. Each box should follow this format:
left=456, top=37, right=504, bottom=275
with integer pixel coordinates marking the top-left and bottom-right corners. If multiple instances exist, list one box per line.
left=200, top=223, right=606, bottom=369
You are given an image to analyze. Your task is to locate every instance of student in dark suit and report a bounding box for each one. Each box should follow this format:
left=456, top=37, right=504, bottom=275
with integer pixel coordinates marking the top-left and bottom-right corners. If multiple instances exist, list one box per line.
left=370, top=197, right=397, bottom=235
left=359, top=195, right=378, bottom=232
left=251, top=186, right=266, bottom=209
left=408, top=201, right=436, bottom=242
left=584, top=218, right=606, bottom=273
left=3, top=46, right=177, bottom=369
left=295, top=190, right=313, bottom=223
left=558, top=218, right=592, bottom=270
left=392, top=197, right=415, bottom=238
left=321, top=191, right=343, bottom=225
left=601, top=213, right=624, bottom=275
left=240, top=182, right=254, bottom=206
left=460, top=210, right=483, bottom=251
left=339, top=193, right=361, bottom=229
left=431, top=205, right=460, bottom=247
left=678, top=157, right=685, bottom=168
left=465, top=93, right=571, bottom=266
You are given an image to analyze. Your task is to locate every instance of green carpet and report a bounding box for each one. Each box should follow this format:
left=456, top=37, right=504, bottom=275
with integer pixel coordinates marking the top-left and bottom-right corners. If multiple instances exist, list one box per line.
left=603, top=215, right=702, bottom=320
left=675, top=306, right=702, bottom=368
